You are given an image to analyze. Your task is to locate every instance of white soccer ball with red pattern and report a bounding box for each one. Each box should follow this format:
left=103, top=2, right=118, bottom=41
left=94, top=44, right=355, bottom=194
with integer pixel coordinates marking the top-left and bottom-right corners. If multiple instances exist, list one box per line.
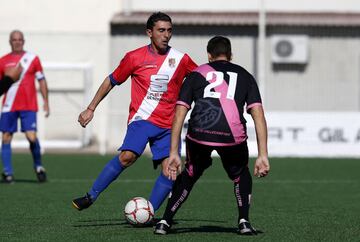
left=124, top=197, right=154, bottom=226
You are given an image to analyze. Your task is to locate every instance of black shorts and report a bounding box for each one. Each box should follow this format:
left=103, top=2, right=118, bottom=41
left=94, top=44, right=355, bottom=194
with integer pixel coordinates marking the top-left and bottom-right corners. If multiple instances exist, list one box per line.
left=185, top=137, right=249, bottom=181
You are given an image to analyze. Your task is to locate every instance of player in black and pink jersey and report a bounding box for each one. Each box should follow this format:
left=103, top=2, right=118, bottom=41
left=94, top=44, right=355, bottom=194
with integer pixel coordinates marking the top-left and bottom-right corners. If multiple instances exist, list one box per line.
left=72, top=12, right=197, bottom=213
left=154, top=36, right=270, bottom=235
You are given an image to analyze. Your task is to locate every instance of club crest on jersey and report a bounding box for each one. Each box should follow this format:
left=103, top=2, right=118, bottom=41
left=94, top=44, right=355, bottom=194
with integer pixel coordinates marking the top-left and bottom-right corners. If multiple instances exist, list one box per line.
left=192, top=99, right=222, bottom=129
left=168, top=58, right=176, bottom=68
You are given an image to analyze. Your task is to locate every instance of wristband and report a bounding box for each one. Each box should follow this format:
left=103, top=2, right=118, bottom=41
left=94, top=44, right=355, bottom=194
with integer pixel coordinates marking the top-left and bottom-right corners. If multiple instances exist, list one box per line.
left=87, top=107, right=95, bottom=112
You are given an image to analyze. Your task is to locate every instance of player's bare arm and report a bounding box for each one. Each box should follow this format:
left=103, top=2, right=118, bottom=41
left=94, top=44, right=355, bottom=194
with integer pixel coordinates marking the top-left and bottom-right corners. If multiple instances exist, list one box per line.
left=167, top=105, right=189, bottom=180
left=39, top=79, right=50, bottom=117
left=250, top=105, right=270, bottom=178
left=78, top=76, right=113, bottom=128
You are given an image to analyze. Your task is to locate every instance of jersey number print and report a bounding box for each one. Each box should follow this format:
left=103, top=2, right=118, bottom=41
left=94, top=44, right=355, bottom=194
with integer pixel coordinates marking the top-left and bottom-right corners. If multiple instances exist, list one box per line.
left=204, top=71, right=238, bottom=100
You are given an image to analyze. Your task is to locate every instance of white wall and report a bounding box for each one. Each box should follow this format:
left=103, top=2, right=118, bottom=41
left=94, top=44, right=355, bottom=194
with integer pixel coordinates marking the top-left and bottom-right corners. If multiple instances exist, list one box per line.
left=266, top=36, right=360, bottom=111
left=0, top=0, right=120, bottom=151
left=0, top=0, right=120, bottom=86
left=127, top=0, right=360, bottom=13
left=0, top=0, right=120, bottom=33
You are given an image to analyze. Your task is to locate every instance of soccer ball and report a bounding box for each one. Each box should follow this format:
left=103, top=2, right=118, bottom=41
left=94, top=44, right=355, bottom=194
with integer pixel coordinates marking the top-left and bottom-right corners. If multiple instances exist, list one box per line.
left=124, top=197, right=154, bottom=226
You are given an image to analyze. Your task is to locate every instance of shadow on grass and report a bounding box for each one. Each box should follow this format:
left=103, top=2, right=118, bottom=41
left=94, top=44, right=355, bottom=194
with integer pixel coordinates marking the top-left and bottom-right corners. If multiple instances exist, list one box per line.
left=78, top=218, right=224, bottom=224
left=177, top=218, right=226, bottom=223
left=73, top=221, right=127, bottom=228
left=173, top=226, right=264, bottom=235
left=73, top=221, right=264, bottom=235
left=78, top=218, right=122, bottom=223
left=173, top=225, right=238, bottom=234
left=73, top=218, right=227, bottom=229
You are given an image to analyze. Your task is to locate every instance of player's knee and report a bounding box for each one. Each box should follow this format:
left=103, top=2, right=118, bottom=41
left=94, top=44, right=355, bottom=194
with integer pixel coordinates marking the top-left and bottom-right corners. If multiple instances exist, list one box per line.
left=26, top=136, right=37, bottom=143
left=227, top=166, right=250, bottom=181
left=25, top=132, right=37, bottom=143
left=181, top=170, right=199, bottom=187
left=2, top=133, right=13, bottom=144
left=119, top=151, right=137, bottom=167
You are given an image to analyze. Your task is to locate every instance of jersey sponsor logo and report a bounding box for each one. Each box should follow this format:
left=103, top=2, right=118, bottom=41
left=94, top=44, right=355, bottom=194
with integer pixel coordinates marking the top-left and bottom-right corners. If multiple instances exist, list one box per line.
left=5, top=62, right=17, bottom=68
left=147, top=92, right=162, bottom=102
left=142, top=64, right=157, bottom=69
left=150, top=74, right=169, bottom=92
left=147, top=74, right=170, bottom=102
left=141, top=59, right=158, bottom=69
left=193, top=128, right=231, bottom=137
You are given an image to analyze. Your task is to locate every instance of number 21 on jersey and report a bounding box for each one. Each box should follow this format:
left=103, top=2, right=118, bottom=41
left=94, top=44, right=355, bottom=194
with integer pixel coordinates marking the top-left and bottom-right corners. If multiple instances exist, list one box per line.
left=203, top=71, right=238, bottom=100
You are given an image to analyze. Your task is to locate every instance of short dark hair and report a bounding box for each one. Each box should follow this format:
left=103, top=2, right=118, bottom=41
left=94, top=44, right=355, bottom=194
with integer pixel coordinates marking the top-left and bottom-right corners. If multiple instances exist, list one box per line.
left=146, top=12, right=172, bottom=30
left=207, top=36, right=232, bottom=60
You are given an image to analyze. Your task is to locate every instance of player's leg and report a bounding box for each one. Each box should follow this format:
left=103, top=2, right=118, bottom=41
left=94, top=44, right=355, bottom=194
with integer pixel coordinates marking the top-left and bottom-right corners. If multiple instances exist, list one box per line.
left=25, top=130, right=47, bottom=182
left=72, top=153, right=130, bottom=211
left=24, top=131, right=42, bottom=169
left=88, top=151, right=136, bottom=201
left=21, top=111, right=46, bottom=182
left=72, top=120, right=149, bottom=210
left=0, top=111, right=17, bottom=183
left=154, top=138, right=213, bottom=235
left=148, top=126, right=175, bottom=211
left=217, top=142, right=257, bottom=235
left=1, top=132, right=14, bottom=183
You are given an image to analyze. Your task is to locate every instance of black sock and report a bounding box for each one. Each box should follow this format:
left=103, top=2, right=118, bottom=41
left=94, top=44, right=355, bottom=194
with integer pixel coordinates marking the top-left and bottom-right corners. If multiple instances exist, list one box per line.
left=162, top=172, right=198, bottom=223
left=234, top=168, right=252, bottom=223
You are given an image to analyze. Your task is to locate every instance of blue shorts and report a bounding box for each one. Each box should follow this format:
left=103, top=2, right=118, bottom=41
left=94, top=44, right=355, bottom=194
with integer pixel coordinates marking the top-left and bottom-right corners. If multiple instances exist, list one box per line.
left=119, top=120, right=178, bottom=168
left=0, top=111, right=37, bottom=133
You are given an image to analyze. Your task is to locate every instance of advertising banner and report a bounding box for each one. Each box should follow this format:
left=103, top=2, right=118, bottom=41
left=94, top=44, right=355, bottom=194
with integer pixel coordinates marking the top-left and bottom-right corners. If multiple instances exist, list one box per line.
left=181, top=112, right=360, bottom=157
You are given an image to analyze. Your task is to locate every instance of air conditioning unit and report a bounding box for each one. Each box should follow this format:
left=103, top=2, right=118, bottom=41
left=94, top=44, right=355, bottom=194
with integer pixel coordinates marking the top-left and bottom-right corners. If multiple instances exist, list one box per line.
left=271, top=35, right=309, bottom=64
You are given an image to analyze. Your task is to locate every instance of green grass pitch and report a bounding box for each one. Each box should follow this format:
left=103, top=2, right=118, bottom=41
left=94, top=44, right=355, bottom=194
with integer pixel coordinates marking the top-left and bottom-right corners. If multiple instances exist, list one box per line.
left=0, top=154, right=359, bottom=241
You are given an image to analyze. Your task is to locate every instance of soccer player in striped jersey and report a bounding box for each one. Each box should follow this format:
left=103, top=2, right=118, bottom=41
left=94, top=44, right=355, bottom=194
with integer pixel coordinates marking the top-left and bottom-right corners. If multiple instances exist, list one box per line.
left=72, top=12, right=197, bottom=213
left=0, top=30, right=49, bottom=183
left=154, top=36, right=270, bottom=235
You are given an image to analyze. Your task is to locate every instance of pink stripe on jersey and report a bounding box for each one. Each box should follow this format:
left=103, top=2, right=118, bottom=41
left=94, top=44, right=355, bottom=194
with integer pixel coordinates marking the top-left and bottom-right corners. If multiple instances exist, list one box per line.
left=233, top=176, right=240, bottom=183
left=187, top=135, right=243, bottom=146
left=195, top=64, right=246, bottom=143
left=247, top=102, right=262, bottom=111
left=176, top=101, right=191, bottom=109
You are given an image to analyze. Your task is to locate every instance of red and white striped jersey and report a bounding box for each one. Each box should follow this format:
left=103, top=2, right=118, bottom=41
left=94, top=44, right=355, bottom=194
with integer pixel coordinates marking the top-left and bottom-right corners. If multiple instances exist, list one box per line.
left=109, top=45, right=197, bottom=128
left=0, top=51, right=45, bottom=112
